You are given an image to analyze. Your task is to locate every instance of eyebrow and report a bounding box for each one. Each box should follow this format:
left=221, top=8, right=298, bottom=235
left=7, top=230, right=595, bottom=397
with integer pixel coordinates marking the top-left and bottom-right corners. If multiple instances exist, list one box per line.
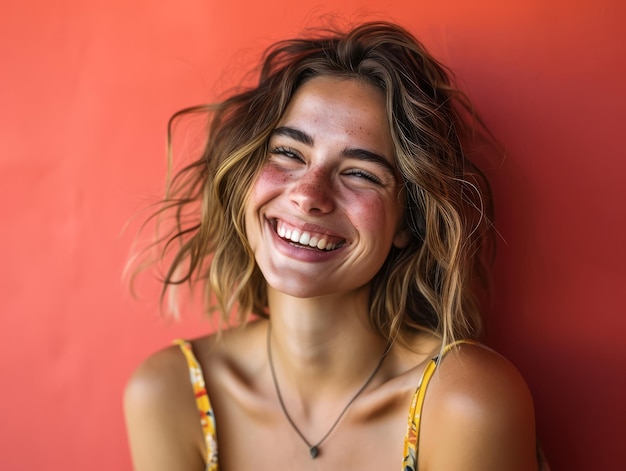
left=271, top=126, right=396, bottom=176
left=271, top=126, right=314, bottom=146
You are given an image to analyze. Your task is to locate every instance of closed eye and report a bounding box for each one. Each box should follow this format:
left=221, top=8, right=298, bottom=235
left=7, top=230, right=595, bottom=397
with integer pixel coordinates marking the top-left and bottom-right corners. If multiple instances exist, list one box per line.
left=344, top=168, right=382, bottom=184
left=269, top=146, right=303, bottom=161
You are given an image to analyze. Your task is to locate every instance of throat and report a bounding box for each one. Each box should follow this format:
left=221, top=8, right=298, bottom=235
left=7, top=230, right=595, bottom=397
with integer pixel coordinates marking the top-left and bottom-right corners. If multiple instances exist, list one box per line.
left=266, top=324, right=389, bottom=460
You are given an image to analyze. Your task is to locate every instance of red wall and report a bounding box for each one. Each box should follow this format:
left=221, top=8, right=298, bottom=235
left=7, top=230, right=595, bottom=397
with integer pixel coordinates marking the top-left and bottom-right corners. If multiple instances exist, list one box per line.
left=2, top=1, right=624, bottom=469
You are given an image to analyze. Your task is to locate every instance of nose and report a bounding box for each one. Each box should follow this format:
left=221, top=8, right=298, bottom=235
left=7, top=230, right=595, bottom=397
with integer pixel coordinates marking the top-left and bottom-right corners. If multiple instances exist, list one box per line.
left=288, top=167, right=335, bottom=214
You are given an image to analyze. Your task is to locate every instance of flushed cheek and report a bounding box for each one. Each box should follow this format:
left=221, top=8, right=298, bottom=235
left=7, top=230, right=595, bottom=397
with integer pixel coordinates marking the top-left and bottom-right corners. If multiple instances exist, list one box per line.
left=250, top=165, right=290, bottom=202
left=246, top=166, right=294, bottom=248
left=350, top=195, right=401, bottom=241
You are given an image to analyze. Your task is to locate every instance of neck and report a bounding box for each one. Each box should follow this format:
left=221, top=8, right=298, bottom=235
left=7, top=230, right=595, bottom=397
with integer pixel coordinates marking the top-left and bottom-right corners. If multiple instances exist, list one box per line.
left=266, top=286, right=388, bottom=407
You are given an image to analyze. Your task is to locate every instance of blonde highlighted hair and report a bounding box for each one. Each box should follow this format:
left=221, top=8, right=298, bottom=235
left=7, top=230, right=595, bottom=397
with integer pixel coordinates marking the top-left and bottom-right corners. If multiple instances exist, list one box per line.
left=132, top=21, right=496, bottom=347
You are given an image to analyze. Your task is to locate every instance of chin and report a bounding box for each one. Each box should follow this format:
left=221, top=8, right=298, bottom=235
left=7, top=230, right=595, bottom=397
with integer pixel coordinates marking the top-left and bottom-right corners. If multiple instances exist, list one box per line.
left=266, top=277, right=332, bottom=299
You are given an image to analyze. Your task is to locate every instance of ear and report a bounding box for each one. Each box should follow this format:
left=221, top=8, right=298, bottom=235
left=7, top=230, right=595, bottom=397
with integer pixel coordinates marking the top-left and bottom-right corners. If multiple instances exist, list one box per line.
left=393, top=227, right=411, bottom=249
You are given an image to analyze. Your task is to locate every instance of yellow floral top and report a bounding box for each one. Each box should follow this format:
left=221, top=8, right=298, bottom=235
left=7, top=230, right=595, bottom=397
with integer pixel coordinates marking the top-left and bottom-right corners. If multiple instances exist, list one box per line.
left=175, top=340, right=219, bottom=471
left=175, top=339, right=474, bottom=471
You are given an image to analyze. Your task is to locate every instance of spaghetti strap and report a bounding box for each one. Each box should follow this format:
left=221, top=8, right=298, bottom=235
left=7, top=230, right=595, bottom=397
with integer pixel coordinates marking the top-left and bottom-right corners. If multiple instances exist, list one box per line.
left=402, top=340, right=478, bottom=471
left=174, top=339, right=219, bottom=471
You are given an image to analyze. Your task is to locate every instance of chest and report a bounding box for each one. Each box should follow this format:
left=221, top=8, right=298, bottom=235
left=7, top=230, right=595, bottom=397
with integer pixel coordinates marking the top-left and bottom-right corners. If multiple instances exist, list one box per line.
left=210, top=386, right=414, bottom=471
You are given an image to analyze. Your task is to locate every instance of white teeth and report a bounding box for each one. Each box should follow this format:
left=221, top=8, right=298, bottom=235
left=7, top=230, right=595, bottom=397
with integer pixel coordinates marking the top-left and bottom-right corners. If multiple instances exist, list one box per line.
left=275, top=221, right=342, bottom=251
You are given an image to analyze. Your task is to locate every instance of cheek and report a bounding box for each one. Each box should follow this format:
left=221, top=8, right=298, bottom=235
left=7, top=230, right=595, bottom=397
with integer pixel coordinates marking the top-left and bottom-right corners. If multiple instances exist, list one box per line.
left=250, top=165, right=290, bottom=202
left=245, top=165, right=290, bottom=245
left=349, top=194, right=400, bottom=237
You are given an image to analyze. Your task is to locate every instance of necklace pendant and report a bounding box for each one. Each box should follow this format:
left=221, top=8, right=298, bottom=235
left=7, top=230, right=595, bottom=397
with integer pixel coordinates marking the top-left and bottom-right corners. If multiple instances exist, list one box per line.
left=310, top=446, right=320, bottom=459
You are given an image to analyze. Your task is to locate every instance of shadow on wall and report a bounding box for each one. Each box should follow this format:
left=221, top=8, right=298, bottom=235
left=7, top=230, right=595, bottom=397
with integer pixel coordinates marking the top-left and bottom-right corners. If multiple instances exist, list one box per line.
left=484, top=153, right=626, bottom=470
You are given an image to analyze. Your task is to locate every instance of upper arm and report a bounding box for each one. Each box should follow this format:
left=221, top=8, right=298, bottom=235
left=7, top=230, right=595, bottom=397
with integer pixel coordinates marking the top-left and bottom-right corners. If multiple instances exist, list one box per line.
left=123, top=346, right=206, bottom=471
left=418, top=345, right=538, bottom=471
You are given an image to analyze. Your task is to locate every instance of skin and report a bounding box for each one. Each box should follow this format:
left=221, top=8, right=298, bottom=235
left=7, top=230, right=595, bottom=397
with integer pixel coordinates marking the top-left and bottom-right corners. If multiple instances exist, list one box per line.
left=124, top=76, right=538, bottom=470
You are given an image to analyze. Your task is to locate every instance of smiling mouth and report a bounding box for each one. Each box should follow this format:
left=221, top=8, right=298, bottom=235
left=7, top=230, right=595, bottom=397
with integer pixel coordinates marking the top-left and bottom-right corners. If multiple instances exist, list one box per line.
left=272, top=219, right=346, bottom=251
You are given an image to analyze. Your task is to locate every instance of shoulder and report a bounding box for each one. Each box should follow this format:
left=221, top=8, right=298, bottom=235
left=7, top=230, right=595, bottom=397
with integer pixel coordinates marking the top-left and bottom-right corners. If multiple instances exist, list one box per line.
left=124, top=342, right=194, bottom=407
left=124, top=341, right=209, bottom=471
left=418, top=342, right=538, bottom=471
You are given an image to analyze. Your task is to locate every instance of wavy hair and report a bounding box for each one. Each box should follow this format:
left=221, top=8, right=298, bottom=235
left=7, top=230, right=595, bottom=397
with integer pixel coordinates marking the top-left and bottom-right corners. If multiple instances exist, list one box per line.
left=133, top=21, right=496, bottom=347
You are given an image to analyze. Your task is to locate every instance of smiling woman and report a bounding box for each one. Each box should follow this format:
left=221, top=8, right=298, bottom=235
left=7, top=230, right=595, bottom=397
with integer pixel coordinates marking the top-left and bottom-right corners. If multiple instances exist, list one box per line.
left=246, top=76, right=408, bottom=298
left=124, top=21, right=547, bottom=471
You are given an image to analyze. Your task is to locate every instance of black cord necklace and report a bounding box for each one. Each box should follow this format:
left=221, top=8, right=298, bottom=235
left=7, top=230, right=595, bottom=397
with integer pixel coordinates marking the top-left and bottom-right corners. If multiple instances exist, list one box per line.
left=266, top=324, right=387, bottom=459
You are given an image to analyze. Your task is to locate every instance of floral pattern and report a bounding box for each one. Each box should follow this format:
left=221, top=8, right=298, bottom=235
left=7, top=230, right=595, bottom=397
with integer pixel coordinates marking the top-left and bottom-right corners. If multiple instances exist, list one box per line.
left=175, top=340, right=218, bottom=471
left=403, top=340, right=478, bottom=470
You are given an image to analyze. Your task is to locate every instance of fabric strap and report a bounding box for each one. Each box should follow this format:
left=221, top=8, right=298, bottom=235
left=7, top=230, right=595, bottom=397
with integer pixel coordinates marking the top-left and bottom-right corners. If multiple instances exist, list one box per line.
left=403, top=340, right=478, bottom=471
left=174, top=339, right=219, bottom=471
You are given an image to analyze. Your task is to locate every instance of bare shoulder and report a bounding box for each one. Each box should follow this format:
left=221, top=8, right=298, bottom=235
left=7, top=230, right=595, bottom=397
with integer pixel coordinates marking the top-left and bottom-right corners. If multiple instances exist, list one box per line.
left=434, top=342, right=535, bottom=414
left=124, top=342, right=197, bottom=410
left=124, top=341, right=209, bottom=471
left=419, top=342, right=538, bottom=471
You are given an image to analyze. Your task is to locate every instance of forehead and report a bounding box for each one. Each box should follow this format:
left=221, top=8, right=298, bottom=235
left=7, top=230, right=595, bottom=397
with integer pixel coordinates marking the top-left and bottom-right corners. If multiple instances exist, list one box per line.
left=277, top=76, right=393, bottom=157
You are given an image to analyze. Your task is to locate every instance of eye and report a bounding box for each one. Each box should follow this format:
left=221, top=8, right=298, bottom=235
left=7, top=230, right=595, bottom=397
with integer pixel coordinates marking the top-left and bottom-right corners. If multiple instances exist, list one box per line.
left=269, top=146, right=303, bottom=162
left=343, top=168, right=382, bottom=184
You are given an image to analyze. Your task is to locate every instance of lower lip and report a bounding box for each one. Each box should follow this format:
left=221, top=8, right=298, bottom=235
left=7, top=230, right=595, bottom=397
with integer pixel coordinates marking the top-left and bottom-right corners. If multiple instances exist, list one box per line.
left=268, top=222, right=344, bottom=263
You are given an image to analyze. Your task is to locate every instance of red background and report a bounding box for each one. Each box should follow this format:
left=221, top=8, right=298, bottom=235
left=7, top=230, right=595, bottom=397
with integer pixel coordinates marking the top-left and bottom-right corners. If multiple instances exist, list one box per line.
left=1, top=1, right=624, bottom=469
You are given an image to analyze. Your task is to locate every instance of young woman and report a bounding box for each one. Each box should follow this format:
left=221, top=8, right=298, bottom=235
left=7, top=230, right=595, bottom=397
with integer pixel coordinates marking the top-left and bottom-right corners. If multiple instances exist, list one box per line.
left=124, top=21, right=544, bottom=470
